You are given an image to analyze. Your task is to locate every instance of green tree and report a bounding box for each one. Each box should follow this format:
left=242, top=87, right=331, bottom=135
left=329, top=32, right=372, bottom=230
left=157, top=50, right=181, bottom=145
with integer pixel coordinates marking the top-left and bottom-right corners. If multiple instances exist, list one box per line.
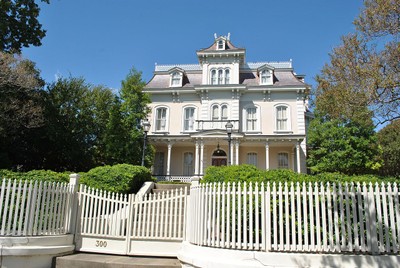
left=0, top=0, right=49, bottom=52
left=377, top=120, right=400, bottom=177
left=119, top=67, right=152, bottom=166
left=307, top=112, right=382, bottom=175
left=0, top=52, right=46, bottom=169
left=315, top=0, right=399, bottom=125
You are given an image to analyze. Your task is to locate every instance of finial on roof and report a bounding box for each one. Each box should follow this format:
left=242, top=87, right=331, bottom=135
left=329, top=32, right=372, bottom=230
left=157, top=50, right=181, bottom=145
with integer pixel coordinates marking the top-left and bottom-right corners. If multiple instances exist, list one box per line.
left=155, top=62, right=157, bottom=66
left=227, top=33, right=230, bottom=40
left=214, top=33, right=217, bottom=39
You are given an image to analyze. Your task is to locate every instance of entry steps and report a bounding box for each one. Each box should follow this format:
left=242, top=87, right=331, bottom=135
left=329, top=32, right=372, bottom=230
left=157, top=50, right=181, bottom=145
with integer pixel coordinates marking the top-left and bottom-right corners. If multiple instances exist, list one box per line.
left=151, top=182, right=190, bottom=195
left=55, top=253, right=182, bottom=268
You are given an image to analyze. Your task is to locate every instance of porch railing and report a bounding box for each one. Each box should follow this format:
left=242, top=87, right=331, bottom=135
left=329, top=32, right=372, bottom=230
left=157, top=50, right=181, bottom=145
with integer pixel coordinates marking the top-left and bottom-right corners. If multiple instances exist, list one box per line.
left=154, top=175, right=193, bottom=183
left=195, top=120, right=239, bottom=131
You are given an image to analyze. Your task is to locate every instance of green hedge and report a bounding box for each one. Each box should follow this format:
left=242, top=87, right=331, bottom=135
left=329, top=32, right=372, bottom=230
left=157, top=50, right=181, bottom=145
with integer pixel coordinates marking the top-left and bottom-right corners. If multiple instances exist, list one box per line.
left=202, top=164, right=399, bottom=184
left=0, top=169, right=70, bottom=183
left=80, top=164, right=155, bottom=194
left=0, top=164, right=155, bottom=194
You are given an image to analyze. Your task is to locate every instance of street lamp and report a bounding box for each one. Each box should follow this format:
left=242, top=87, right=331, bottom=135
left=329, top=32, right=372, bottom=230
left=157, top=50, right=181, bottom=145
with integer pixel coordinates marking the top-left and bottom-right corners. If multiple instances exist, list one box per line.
left=225, top=121, right=233, bottom=166
left=141, top=119, right=151, bottom=166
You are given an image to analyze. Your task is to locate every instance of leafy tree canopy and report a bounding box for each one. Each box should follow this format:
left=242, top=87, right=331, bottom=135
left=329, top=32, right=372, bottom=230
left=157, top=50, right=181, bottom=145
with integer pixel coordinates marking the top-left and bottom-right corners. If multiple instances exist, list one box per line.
left=377, top=120, right=400, bottom=177
left=315, top=0, right=399, bottom=126
left=307, top=112, right=382, bottom=175
left=0, top=0, right=49, bottom=52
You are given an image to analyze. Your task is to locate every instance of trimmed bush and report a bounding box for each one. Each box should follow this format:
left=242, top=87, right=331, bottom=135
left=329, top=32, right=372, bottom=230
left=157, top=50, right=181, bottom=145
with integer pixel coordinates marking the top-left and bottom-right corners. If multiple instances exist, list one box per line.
left=0, top=169, right=70, bottom=183
left=80, top=164, right=154, bottom=194
left=202, top=165, right=399, bottom=184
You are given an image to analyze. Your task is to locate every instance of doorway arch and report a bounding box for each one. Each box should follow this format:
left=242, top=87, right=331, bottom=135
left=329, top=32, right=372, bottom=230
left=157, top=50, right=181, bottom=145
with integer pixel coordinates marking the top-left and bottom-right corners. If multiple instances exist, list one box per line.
left=211, top=145, right=227, bottom=166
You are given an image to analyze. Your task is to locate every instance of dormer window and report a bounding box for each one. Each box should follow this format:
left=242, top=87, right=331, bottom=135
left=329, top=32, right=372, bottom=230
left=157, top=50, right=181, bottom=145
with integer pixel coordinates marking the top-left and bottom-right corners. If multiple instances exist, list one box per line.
left=260, top=70, right=272, bottom=85
left=217, top=40, right=225, bottom=50
left=170, top=71, right=182, bottom=87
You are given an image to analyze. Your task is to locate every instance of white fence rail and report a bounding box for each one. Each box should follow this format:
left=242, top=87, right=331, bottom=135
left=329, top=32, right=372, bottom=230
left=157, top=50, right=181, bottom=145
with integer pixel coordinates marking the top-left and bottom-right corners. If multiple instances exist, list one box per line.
left=188, top=182, right=400, bottom=254
left=0, top=178, right=74, bottom=236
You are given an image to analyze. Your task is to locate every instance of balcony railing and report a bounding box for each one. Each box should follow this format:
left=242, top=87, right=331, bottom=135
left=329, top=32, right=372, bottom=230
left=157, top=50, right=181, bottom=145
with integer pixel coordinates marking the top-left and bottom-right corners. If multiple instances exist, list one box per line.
left=195, top=120, right=239, bottom=131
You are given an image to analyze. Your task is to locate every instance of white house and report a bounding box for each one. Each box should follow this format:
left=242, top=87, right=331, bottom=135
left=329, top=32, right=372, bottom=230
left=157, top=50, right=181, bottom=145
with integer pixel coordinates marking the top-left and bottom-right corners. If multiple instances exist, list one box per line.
left=143, top=34, right=311, bottom=180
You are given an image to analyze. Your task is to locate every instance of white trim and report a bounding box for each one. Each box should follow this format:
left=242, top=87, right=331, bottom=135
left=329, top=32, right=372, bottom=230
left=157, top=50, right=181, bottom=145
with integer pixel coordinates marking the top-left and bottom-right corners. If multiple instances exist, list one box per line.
left=153, top=105, right=170, bottom=133
left=182, top=105, right=197, bottom=132
left=242, top=104, right=261, bottom=132
left=274, top=103, right=291, bottom=132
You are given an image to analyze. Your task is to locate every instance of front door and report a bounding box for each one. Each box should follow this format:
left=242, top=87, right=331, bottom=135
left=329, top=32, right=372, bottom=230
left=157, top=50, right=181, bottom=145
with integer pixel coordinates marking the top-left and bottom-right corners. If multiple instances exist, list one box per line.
left=212, top=158, right=227, bottom=166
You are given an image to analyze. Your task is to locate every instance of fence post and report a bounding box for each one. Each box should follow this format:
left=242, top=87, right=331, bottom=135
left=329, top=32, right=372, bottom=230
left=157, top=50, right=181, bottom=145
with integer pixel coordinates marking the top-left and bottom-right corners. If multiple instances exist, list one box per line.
left=69, top=173, right=80, bottom=235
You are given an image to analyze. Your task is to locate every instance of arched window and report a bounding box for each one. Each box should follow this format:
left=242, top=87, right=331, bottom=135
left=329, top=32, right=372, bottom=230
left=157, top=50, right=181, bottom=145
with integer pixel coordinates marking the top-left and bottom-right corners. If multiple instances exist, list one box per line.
left=170, top=72, right=182, bottom=87
left=212, top=105, right=219, bottom=121
left=276, top=105, right=289, bottom=131
left=225, top=69, right=230, bottom=84
left=183, top=107, right=195, bottom=131
left=278, top=152, right=289, bottom=169
left=221, top=105, right=228, bottom=121
left=211, top=70, right=217, bottom=85
left=183, top=152, right=194, bottom=176
left=247, top=152, right=258, bottom=167
left=155, top=107, right=168, bottom=131
left=209, top=69, right=230, bottom=85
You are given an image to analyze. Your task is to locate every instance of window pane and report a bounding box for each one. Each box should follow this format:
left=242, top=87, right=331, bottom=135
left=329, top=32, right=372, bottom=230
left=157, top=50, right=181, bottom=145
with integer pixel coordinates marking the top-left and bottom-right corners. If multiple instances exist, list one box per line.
left=212, top=106, right=219, bottom=120
left=246, top=107, right=257, bottom=131
left=278, top=153, right=289, bottom=169
left=171, top=72, right=180, bottom=86
left=184, top=107, right=195, bottom=131
left=225, top=69, right=230, bottom=84
left=277, top=106, right=288, bottom=130
left=247, top=152, right=257, bottom=166
left=218, top=70, right=223, bottom=84
left=211, top=70, right=217, bottom=85
left=154, top=152, right=165, bottom=175
left=183, top=152, right=194, bottom=176
left=221, top=105, right=228, bottom=120
left=156, top=108, right=166, bottom=130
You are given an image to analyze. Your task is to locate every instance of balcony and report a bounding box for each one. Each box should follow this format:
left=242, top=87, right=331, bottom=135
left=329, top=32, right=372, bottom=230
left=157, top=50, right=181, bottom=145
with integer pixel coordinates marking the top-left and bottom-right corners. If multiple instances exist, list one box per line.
left=195, top=120, right=239, bottom=131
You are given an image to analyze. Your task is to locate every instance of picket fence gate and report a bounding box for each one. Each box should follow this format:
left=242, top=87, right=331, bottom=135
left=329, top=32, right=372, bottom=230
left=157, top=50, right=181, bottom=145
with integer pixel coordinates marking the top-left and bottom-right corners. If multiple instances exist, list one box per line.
left=188, top=181, right=400, bottom=254
left=0, top=179, right=74, bottom=236
left=75, top=184, right=189, bottom=256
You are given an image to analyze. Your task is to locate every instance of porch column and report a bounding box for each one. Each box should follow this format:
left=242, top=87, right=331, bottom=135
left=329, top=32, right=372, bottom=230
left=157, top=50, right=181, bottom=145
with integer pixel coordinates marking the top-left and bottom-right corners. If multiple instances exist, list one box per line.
left=200, top=140, right=204, bottom=175
left=235, top=139, right=239, bottom=165
left=194, top=140, right=199, bottom=175
left=265, top=142, right=269, bottom=170
left=167, top=142, right=173, bottom=176
left=296, top=142, right=301, bottom=173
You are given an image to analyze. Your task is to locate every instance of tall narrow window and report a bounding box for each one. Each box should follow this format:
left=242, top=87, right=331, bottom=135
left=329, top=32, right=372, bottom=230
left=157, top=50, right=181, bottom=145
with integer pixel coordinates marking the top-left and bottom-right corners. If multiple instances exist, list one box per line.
left=211, top=70, right=217, bottom=85
left=278, top=152, right=289, bottom=169
left=154, top=152, right=165, bottom=175
left=217, top=40, right=224, bottom=50
left=225, top=69, right=230, bottom=84
left=221, top=105, right=228, bottom=121
left=247, top=152, right=258, bottom=167
left=171, top=72, right=181, bottom=87
left=276, top=106, right=288, bottom=131
left=246, top=107, right=257, bottom=131
left=260, top=70, right=271, bottom=85
left=155, top=107, right=167, bottom=131
left=184, top=107, right=195, bottom=131
left=183, top=152, right=194, bottom=176
left=212, top=105, right=219, bottom=121
left=218, top=69, right=224, bottom=84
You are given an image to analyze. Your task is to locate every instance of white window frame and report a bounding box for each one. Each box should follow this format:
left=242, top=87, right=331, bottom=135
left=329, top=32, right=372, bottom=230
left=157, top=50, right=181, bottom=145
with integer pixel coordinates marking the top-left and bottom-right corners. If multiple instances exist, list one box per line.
left=170, top=71, right=182, bottom=87
left=183, top=106, right=196, bottom=132
left=217, top=40, right=225, bottom=50
left=209, top=68, right=231, bottom=85
left=278, top=152, right=289, bottom=169
left=274, top=104, right=291, bottom=132
left=247, top=152, right=258, bottom=167
left=183, top=152, right=194, bottom=176
left=243, top=105, right=261, bottom=132
left=154, top=106, right=169, bottom=132
left=260, top=69, right=272, bottom=85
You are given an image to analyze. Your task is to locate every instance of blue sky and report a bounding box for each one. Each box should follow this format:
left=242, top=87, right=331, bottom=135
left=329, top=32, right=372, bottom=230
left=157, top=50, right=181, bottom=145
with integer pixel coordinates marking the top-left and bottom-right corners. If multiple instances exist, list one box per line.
left=22, top=0, right=364, bottom=91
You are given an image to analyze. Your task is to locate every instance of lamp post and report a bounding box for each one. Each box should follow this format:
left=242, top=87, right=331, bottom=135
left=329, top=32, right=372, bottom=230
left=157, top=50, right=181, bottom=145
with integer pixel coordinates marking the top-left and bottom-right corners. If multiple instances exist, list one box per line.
left=141, top=119, right=151, bottom=166
left=225, top=121, right=233, bottom=166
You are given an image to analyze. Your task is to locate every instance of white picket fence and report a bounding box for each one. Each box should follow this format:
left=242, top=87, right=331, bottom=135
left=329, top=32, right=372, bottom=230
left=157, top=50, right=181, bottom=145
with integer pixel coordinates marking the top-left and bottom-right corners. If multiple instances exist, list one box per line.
left=0, top=178, right=74, bottom=236
left=188, top=181, right=400, bottom=254
left=76, top=184, right=188, bottom=255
